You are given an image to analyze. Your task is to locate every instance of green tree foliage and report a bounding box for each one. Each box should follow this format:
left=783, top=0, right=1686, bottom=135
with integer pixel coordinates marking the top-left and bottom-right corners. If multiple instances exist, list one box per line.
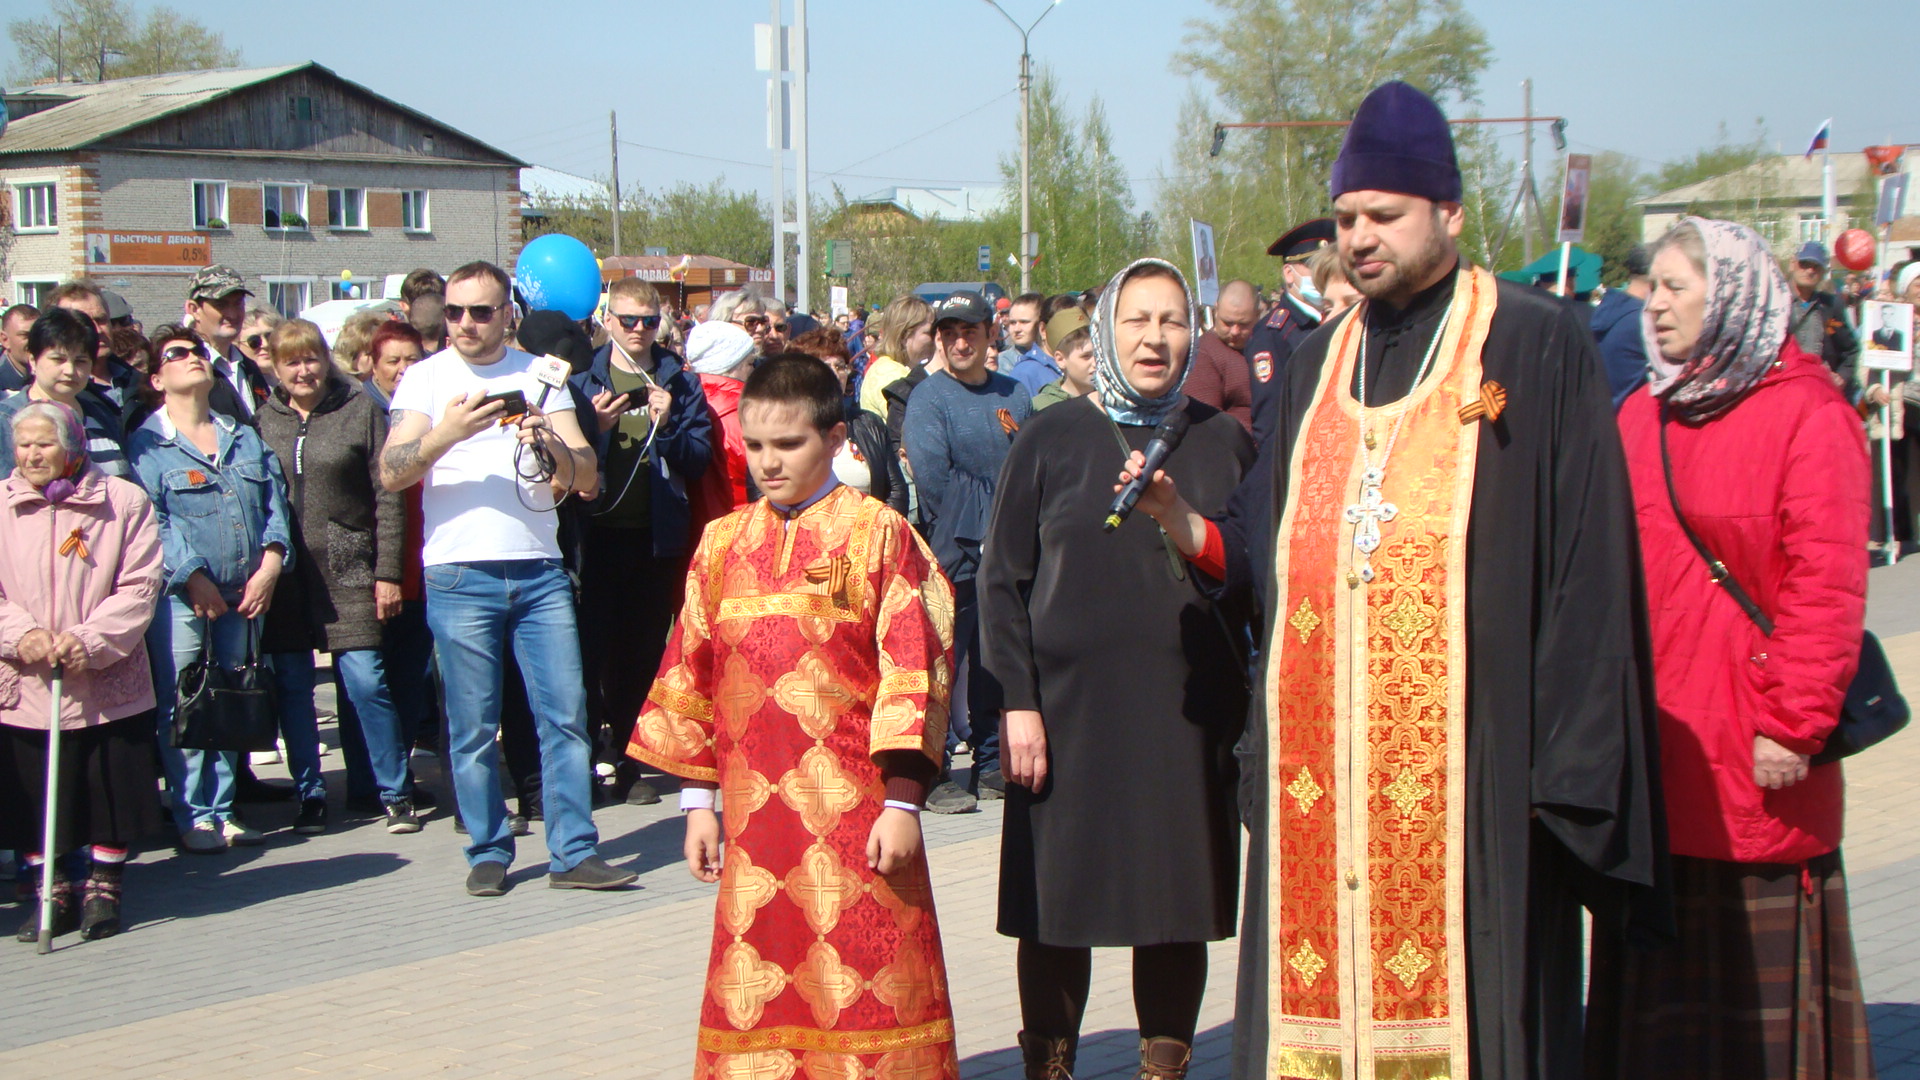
left=998, top=67, right=1146, bottom=292
left=526, top=179, right=774, bottom=271
left=8, top=0, right=239, bottom=82
left=1649, top=122, right=1770, bottom=197
left=1166, top=0, right=1493, bottom=285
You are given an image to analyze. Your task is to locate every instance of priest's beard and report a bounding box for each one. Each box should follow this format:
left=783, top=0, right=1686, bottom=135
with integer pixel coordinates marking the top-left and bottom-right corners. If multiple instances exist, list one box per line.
left=1348, top=209, right=1457, bottom=308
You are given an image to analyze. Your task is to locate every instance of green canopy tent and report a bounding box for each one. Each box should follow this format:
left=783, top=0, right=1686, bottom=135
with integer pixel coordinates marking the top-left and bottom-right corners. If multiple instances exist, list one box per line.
left=1497, top=246, right=1603, bottom=295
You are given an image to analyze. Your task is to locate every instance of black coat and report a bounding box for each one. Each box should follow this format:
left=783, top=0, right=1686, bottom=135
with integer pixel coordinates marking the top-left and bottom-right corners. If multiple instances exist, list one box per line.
left=257, top=376, right=402, bottom=653
left=981, top=395, right=1255, bottom=946
left=846, top=407, right=908, bottom=515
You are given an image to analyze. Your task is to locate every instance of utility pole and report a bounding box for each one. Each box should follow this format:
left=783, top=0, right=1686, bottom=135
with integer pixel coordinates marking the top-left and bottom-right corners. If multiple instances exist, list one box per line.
left=768, top=0, right=787, bottom=306
left=794, top=0, right=811, bottom=314
left=608, top=110, right=622, bottom=258
left=985, top=1, right=1064, bottom=295
left=1521, top=79, right=1536, bottom=265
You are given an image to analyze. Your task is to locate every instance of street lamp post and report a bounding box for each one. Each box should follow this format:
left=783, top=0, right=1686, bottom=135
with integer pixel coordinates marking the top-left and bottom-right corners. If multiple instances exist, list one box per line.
left=983, top=0, right=1062, bottom=295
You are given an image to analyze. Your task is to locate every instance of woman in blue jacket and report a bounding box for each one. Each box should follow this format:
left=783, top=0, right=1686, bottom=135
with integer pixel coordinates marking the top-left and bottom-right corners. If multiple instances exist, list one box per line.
left=128, top=325, right=296, bottom=854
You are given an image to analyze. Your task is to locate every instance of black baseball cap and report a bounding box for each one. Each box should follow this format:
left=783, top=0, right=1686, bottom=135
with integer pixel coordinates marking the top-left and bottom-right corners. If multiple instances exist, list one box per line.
left=932, top=291, right=992, bottom=327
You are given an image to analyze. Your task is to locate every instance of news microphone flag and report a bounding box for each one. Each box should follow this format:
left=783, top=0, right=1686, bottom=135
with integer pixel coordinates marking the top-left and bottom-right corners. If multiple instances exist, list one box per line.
left=1804, top=119, right=1831, bottom=161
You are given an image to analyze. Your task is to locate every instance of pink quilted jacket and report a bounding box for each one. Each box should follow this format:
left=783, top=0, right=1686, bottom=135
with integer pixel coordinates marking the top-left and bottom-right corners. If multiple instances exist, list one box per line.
left=0, top=468, right=163, bottom=730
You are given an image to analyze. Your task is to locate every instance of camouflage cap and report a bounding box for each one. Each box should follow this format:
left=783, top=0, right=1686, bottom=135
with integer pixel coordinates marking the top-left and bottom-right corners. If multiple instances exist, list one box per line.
left=187, top=265, right=252, bottom=302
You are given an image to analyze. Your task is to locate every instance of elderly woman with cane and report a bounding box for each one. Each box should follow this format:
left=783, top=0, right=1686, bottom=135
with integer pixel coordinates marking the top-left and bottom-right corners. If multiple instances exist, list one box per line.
left=0, top=401, right=163, bottom=944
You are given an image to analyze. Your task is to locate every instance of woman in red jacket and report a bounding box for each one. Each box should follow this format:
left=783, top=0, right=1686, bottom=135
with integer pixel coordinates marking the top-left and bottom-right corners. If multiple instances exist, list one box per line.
left=683, top=320, right=755, bottom=536
left=1592, top=217, right=1876, bottom=1078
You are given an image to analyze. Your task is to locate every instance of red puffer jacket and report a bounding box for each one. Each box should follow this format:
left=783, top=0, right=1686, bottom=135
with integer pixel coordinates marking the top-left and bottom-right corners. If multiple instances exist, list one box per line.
left=1618, top=337, right=1868, bottom=863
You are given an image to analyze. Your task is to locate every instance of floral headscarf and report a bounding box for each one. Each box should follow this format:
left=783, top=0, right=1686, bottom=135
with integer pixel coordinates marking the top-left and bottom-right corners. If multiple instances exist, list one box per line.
left=1091, top=258, right=1197, bottom=426
left=1643, top=216, right=1793, bottom=422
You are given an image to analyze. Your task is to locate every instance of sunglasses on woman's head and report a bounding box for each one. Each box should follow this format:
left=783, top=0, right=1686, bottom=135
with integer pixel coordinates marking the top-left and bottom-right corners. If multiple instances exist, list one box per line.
left=614, top=313, right=662, bottom=331
left=443, top=304, right=500, bottom=324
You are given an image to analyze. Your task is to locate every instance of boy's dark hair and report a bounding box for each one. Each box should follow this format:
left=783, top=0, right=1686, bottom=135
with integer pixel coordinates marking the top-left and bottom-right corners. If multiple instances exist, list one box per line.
left=741, top=353, right=845, bottom=433
left=26, top=306, right=99, bottom=361
left=401, top=268, right=447, bottom=303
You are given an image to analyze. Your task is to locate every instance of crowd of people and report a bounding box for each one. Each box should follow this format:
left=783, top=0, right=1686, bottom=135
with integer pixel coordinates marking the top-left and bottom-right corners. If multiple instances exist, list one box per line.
left=0, top=76, right=1903, bottom=1080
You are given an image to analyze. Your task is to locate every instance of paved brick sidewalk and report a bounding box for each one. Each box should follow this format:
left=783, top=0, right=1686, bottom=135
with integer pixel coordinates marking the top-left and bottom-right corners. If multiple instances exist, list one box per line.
left=1, top=559, right=1917, bottom=1078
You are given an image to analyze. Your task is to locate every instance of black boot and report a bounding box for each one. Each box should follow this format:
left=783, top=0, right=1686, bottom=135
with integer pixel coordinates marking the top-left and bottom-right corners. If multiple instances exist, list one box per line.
left=80, top=862, right=123, bottom=940
left=14, top=871, right=77, bottom=943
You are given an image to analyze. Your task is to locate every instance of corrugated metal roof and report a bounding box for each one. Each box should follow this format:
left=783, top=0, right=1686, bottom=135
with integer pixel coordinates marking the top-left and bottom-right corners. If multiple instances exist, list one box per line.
left=0, top=62, right=523, bottom=166
left=0, top=65, right=306, bottom=153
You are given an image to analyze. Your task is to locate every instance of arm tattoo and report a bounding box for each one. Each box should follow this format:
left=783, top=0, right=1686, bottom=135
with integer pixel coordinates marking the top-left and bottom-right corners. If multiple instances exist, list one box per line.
left=381, top=437, right=426, bottom=480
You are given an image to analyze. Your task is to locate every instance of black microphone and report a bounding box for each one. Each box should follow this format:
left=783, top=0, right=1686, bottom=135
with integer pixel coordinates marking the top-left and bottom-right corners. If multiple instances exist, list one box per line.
left=1104, top=409, right=1191, bottom=532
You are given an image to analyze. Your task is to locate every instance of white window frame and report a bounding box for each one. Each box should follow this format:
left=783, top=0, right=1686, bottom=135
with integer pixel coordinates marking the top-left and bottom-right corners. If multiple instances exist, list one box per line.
left=10, top=179, right=59, bottom=232
left=261, top=276, right=314, bottom=319
left=262, top=182, right=310, bottom=232
left=1798, top=215, right=1828, bottom=245
left=13, top=280, right=58, bottom=306
left=327, top=187, right=366, bottom=231
left=400, top=189, right=430, bottom=233
left=192, top=179, right=229, bottom=229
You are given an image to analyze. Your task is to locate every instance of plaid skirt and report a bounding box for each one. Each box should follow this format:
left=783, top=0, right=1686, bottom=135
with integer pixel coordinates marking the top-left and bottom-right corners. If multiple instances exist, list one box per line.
left=1586, top=851, right=1878, bottom=1080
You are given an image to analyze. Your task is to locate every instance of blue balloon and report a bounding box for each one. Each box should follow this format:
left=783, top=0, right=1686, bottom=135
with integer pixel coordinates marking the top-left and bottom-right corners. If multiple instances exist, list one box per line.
left=515, top=234, right=602, bottom=321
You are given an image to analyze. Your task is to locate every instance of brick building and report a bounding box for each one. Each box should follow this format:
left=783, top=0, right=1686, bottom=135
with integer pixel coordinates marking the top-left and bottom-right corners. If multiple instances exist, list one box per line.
left=0, top=63, right=524, bottom=326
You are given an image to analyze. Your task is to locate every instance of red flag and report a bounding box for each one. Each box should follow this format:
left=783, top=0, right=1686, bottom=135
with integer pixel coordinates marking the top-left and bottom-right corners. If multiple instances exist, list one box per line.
left=1865, top=146, right=1905, bottom=176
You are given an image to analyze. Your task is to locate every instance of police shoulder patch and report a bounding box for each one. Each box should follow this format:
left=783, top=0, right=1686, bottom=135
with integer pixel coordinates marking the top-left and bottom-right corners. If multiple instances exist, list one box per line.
left=1254, top=354, right=1273, bottom=383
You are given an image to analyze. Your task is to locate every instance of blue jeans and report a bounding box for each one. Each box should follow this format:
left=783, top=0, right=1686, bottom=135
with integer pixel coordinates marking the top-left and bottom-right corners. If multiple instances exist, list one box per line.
left=329, top=648, right=412, bottom=805
left=424, top=559, right=598, bottom=873
left=261, top=652, right=327, bottom=803
left=942, top=578, right=999, bottom=780
left=149, top=600, right=248, bottom=829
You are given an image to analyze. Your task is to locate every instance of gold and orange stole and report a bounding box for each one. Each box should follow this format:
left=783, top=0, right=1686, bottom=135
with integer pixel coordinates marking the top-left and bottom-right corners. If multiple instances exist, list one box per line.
left=631, top=485, right=960, bottom=1080
left=1264, top=267, right=1497, bottom=1080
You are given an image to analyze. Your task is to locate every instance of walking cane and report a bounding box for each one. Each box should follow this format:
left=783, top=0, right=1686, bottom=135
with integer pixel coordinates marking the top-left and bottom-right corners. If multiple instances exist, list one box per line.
left=36, top=658, right=63, bottom=955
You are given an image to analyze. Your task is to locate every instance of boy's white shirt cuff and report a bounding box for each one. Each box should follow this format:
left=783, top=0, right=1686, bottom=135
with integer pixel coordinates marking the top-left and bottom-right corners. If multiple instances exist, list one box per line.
left=679, top=788, right=717, bottom=811
left=883, top=800, right=922, bottom=813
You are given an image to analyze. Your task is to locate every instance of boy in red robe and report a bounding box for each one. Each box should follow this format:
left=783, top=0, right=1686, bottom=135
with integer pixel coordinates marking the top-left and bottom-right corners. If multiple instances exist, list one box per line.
left=630, top=354, right=960, bottom=1080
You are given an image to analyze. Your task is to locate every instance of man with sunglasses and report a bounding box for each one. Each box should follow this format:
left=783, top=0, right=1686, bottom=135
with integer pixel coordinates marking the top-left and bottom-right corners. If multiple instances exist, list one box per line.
left=760, top=296, right=792, bottom=355
left=184, top=266, right=269, bottom=424
left=569, top=277, right=712, bottom=806
left=381, top=260, right=633, bottom=897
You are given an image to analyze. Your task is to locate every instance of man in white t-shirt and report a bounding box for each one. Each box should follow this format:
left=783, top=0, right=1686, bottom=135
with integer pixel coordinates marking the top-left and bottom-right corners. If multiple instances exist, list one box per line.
left=382, top=260, right=635, bottom=897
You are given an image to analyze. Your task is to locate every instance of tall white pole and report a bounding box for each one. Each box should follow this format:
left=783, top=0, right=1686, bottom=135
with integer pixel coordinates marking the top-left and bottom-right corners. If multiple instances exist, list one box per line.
left=1018, top=46, right=1031, bottom=294
left=769, top=0, right=786, bottom=306
left=794, top=0, right=811, bottom=314
left=1823, top=141, right=1836, bottom=243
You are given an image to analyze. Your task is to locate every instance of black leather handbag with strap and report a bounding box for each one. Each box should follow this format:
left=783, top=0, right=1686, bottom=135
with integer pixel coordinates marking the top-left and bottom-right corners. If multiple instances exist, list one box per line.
left=170, top=618, right=280, bottom=753
left=1659, top=414, right=1908, bottom=765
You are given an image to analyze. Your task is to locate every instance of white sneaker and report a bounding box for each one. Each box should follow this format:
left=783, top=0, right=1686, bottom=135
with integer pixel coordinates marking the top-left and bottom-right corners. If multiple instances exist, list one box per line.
left=181, top=821, right=227, bottom=853
left=221, top=818, right=265, bottom=846
left=249, top=748, right=283, bottom=766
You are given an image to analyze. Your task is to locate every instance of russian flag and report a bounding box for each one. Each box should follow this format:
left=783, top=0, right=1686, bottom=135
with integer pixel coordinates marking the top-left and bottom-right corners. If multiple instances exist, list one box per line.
left=1805, top=119, right=1831, bottom=160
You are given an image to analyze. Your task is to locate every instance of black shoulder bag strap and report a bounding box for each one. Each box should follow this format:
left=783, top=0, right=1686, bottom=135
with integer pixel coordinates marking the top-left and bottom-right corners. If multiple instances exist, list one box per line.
left=1658, top=409, right=1775, bottom=636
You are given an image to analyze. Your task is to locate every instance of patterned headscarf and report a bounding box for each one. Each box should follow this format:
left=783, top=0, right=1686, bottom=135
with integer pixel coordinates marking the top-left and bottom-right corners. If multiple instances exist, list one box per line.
left=1091, top=258, right=1197, bottom=425
left=1643, top=216, right=1793, bottom=422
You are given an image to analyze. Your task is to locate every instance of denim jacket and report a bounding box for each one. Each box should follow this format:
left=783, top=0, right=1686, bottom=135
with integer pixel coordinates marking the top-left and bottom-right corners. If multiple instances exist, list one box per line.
left=127, top=409, right=294, bottom=598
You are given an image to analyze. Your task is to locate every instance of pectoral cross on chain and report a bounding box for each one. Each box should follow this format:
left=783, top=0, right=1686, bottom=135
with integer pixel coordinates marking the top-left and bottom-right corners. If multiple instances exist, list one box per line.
left=1344, top=467, right=1396, bottom=583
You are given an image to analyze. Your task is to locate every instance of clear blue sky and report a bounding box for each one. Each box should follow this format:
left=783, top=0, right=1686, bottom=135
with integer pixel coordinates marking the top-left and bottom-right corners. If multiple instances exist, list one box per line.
left=114, top=1, right=1920, bottom=202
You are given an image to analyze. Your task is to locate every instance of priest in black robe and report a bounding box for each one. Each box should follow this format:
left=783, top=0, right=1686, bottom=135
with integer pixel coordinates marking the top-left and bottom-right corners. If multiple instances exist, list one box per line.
left=1122, top=81, right=1668, bottom=1080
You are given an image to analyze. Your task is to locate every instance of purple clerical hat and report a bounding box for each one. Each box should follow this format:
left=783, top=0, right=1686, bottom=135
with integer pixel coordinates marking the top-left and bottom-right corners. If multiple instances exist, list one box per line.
left=1329, top=81, right=1462, bottom=204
